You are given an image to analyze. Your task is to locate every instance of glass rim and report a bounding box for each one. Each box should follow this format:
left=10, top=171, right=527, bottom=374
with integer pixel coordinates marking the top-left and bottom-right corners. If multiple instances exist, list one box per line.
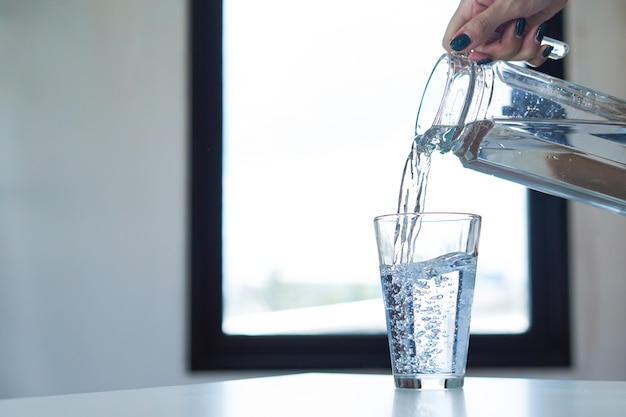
left=415, top=53, right=475, bottom=135
left=374, top=212, right=481, bottom=223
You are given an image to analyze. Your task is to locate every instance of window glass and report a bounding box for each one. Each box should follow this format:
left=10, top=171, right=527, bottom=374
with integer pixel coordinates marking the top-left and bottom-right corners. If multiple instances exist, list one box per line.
left=223, top=0, right=529, bottom=336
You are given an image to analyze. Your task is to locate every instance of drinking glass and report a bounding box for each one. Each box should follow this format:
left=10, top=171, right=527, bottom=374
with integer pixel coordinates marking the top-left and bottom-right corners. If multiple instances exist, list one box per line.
left=374, top=212, right=481, bottom=389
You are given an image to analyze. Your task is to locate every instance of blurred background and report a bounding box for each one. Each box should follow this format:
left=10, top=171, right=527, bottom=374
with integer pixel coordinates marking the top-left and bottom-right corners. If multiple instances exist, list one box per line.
left=1, top=0, right=625, bottom=398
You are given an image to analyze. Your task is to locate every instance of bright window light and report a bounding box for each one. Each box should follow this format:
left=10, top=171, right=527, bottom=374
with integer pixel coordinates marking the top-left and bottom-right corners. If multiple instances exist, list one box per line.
left=222, top=0, right=529, bottom=335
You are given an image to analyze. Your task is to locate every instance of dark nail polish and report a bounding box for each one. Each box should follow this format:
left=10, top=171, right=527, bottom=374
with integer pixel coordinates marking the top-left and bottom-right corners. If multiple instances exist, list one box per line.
left=542, top=45, right=554, bottom=58
left=535, top=22, right=548, bottom=43
left=450, top=34, right=471, bottom=51
left=477, top=58, right=493, bottom=65
left=515, top=18, right=526, bottom=37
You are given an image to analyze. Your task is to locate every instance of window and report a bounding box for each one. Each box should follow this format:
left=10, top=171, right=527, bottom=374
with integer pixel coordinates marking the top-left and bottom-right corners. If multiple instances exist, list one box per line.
left=190, top=0, right=570, bottom=370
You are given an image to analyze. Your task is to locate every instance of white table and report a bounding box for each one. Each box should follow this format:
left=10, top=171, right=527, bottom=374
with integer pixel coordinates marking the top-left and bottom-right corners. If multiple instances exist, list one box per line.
left=1, top=373, right=625, bottom=416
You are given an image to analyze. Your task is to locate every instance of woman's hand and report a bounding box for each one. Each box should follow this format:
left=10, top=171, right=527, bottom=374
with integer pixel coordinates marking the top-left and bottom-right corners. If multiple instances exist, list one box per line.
left=443, top=0, right=568, bottom=66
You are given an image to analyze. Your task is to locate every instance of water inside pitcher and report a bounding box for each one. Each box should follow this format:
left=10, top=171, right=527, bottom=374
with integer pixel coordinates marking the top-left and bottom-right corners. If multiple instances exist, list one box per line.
left=414, top=53, right=626, bottom=215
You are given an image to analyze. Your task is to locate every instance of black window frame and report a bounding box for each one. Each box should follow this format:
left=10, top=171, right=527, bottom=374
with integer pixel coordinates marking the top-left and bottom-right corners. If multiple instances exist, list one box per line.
left=189, top=1, right=571, bottom=371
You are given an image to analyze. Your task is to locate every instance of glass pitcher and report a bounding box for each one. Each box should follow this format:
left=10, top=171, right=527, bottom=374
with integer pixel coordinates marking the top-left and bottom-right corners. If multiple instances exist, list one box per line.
left=415, top=53, right=626, bottom=215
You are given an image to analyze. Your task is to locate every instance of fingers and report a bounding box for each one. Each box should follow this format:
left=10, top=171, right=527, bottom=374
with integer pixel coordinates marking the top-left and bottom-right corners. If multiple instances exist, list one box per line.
left=473, top=21, right=552, bottom=65
left=522, top=0, right=568, bottom=29
left=470, top=18, right=526, bottom=61
left=442, top=0, right=569, bottom=67
left=444, top=0, right=526, bottom=55
left=442, top=1, right=481, bottom=51
left=525, top=45, right=555, bottom=67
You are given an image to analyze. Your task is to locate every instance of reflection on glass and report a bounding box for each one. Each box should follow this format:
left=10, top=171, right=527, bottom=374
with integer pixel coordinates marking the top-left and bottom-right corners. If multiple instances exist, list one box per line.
left=223, top=0, right=529, bottom=336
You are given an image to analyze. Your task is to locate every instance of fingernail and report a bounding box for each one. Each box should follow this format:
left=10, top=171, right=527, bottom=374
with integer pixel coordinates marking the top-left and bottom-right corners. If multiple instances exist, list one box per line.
left=515, top=18, right=526, bottom=37
left=477, top=58, right=493, bottom=65
left=535, top=22, right=548, bottom=43
left=542, top=45, right=554, bottom=58
left=450, top=34, right=471, bottom=51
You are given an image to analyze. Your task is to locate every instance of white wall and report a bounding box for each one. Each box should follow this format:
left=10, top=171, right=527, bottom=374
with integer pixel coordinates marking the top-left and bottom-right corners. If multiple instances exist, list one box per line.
left=565, top=0, right=626, bottom=381
left=0, top=0, right=194, bottom=397
left=0, top=0, right=625, bottom=399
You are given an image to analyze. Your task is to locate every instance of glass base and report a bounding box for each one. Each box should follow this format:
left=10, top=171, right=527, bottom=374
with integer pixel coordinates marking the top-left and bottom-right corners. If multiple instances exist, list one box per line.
left=394, top=375, right=464, bottom=389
